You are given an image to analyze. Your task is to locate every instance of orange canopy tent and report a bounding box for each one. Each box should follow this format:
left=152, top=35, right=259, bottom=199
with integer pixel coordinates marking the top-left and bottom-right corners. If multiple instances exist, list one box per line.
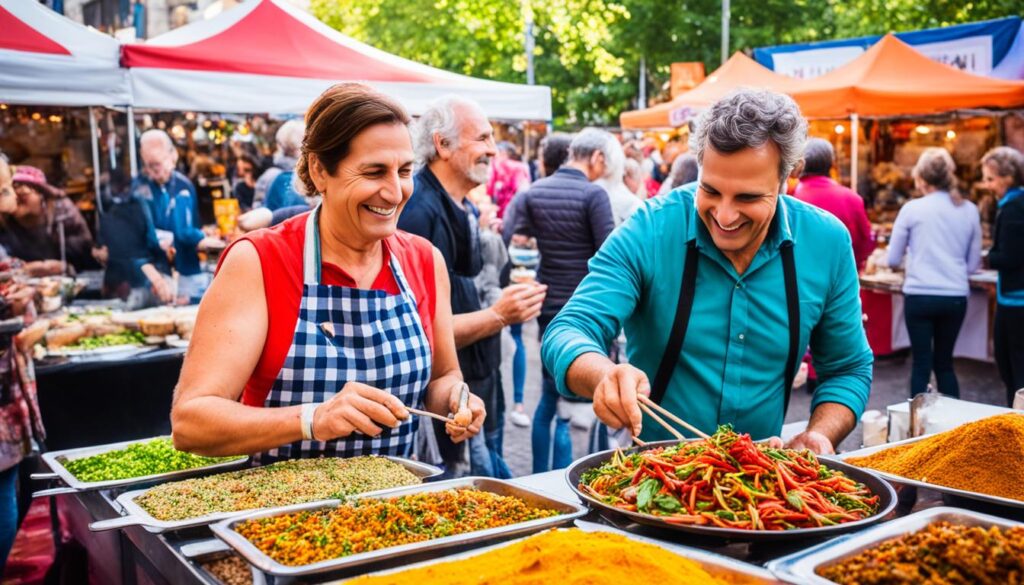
left=790, top=34, right=1024, bottom=191
left=620, top=52, right=800, bottom=129
left=792, top=34, right=1024, bottom=119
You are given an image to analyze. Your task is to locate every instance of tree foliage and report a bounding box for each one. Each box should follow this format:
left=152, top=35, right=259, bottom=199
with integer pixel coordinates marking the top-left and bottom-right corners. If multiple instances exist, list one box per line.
left=310, top=0, right=1021, bottom=126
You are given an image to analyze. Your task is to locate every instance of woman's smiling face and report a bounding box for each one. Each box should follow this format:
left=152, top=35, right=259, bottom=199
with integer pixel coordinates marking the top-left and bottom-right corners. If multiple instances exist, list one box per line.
left=311, top=122, right=415, bottom=247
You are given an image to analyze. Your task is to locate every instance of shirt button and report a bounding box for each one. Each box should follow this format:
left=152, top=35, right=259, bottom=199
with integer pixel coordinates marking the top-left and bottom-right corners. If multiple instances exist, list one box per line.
left=738, top=333, right=745, bottom=341
left=735, top=282, right=742, bottom=289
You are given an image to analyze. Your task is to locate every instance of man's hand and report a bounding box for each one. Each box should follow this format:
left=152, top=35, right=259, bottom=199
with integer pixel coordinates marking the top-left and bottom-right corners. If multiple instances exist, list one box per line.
left=151, top=276, right=174, bottom=304
left=592, top=363, right=650, bottom=437
left=6, top=285, right=36, bottom=317
left=786, top=430, right=835, bottom=455
left=492, top=283, right=547, bottom=325
left=92, top=246, right=109, bottom=266
left=197, top=236, right=226, bottom=252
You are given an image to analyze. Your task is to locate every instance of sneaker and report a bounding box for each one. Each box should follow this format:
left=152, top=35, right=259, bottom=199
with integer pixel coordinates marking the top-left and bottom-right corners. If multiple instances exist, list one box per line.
left=510, top=410, right=531, bottom=428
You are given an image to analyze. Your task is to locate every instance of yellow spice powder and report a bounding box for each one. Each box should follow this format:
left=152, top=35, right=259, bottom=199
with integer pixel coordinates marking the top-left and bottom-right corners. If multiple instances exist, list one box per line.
left=847, top=413, right=1024, bottom=501
left=341, top=529, right=731, bottom=585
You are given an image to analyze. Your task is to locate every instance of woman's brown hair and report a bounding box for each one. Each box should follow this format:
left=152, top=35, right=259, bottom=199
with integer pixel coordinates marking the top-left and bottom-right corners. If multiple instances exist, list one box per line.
left=913, top=147, right=963, bottom=205
left=295, top=83, right=411, bottom=196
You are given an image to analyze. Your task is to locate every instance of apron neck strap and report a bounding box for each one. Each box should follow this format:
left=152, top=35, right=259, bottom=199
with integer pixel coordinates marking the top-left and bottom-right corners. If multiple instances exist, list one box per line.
left=303, top=203, right=323, bottom=284
left=302, top=203, right=411, bottom=297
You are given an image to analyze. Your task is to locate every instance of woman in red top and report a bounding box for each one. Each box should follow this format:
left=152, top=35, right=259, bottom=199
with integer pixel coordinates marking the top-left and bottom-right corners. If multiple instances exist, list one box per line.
left=171, top=84, right=484, bottom=461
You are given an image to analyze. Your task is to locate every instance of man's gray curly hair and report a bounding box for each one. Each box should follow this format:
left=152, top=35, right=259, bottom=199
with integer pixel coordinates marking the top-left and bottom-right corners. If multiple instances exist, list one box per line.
left=412, top=95, right=485, bottom=166
left=689, top=88, right=808, bottom=182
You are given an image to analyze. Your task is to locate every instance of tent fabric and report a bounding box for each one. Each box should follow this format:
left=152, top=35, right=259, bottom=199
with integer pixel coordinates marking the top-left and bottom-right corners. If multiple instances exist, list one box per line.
left=0, top=0, right=131, bottom=106
left=792, top=34, right=1024, bottom=118
left=122, top=0, right=551, bottom=120
left=620, top=52, right=798, bottom=129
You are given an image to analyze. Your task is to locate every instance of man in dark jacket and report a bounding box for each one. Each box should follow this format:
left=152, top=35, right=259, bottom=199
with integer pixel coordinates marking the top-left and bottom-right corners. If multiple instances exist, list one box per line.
left=399, top=96, right=546, bottom=478
left=513, top=128, right=616, bottom=472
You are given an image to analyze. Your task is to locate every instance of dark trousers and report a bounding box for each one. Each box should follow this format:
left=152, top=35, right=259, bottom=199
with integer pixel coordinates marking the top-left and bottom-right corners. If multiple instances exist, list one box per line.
left=995, top=304, right=1024, bottom=407
left=904, top=294, right=967, bottom=398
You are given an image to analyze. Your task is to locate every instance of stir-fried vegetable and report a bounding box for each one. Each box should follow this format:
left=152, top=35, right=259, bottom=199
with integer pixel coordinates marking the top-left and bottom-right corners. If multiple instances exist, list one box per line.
left=579, top=425, right=879, bottom=530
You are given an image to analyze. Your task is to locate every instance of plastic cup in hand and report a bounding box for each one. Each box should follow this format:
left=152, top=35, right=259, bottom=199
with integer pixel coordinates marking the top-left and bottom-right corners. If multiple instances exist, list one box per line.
left=1014, top=388, right=1024, bottom=411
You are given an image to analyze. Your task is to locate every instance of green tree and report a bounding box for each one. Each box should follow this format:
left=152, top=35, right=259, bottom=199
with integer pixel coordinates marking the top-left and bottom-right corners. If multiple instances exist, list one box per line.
left=311, top=0, right=1021, bottom=127
left=311, top=0, right=629, bottom=126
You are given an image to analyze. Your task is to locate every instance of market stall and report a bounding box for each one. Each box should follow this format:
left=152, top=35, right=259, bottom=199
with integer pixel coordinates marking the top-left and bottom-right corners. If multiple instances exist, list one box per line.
left=120, top=0, right=551, bottom=121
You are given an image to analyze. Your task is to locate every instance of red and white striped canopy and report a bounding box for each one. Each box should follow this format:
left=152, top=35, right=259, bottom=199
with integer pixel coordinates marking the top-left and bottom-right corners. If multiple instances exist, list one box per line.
left=122, top=0, right=551, bottom=120
left=0, top=0, right=130, bottom=106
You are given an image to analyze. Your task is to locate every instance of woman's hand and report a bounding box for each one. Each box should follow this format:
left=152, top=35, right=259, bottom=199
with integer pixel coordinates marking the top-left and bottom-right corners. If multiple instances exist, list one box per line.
left=440, top=383, right=485, bottom=444
left=312, top=382, right=410, bottom=441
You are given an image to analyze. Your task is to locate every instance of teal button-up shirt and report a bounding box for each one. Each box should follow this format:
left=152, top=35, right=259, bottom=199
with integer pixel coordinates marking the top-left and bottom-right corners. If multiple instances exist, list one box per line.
left=542, top=184, right=873, bottom=441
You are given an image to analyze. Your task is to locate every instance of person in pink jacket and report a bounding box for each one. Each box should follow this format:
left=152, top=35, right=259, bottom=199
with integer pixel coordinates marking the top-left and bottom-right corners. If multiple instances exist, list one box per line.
left=793, top=139, right=875, bottom=270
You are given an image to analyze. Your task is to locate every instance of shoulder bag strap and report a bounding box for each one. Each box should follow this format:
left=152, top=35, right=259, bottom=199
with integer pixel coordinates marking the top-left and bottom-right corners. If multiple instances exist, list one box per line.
left=651, top=241, right=699, bottom=404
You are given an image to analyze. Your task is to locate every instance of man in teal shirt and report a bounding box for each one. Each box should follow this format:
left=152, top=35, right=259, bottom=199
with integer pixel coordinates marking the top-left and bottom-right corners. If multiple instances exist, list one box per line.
left=542, top=89, right=872, bottom=454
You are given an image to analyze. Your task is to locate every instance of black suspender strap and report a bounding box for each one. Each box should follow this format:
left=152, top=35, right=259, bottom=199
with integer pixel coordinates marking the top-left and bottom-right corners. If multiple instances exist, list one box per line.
left=781, top=242, right=801, bottom=415
left=650, top=241, right=699, bottom=404
left=650, top=240, right=802, bottom=417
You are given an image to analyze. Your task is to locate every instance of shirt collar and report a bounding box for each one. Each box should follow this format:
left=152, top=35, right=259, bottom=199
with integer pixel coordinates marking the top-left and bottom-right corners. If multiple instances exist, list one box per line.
left=999, top=186, right=1024, bottom=208
left=685, top=184, right=796, bottom=250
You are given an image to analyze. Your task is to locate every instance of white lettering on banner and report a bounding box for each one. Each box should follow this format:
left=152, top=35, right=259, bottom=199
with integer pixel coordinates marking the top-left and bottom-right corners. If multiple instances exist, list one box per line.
left=913, top=35, right=993, bottom=75
left=769, top=34, right=996, bottom=78
left=771, top=46, right=865, bottom=79
left=669, top=106, right=695, bottom=127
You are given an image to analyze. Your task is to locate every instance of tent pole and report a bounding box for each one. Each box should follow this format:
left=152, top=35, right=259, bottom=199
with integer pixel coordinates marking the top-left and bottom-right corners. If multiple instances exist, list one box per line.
left=89, top=107, right=103, bottom=215
left=850, top=113, right=860, bottom=194
left=127, top=106, right=138, bottom=178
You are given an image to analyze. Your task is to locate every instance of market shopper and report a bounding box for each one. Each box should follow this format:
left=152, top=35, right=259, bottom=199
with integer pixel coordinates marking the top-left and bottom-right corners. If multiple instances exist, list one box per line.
left=399, top=95, right=545, bottom=478
left=0, top=153, right=43, bottom=572
left=0, top=165, right=94, bottom=272
left=502, top=133, right=573, bottom=430
left=134, top=130, right=222, bottom=302
left=597, top=137, right=642, bottom=227
left=980, top=146, right=1024, bottom=406
left=514, top=128, right=616, bottom=472
left=792, top=139, right=875, bottom=269
left=542, top=89, right=873, bottom=454
left=887, top=148, right=982, bottom=399
left=171, top=83, right=484, bottom=462
left=254, top=119, right=303, bottom=207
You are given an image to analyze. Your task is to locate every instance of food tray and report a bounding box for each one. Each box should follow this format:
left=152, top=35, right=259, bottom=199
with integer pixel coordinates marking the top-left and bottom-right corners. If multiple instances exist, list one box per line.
left=566, top=439, right=897, bottom=542
left=767, top=506, right=1024, bottom=584
left=32, top=436, right=248, bottom=497
left=833, top=435, right=1024, bottom=510
left=328, top=521, right=785, bottom=584
left=45, top=343, right=147, bottom=358
left=87, top=456, right=443, bottom=533
left=210, top=477, right=587, bottom=577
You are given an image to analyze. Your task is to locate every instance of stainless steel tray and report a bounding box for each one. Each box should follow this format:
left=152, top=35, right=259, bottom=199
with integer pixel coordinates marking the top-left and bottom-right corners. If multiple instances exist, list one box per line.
left=567, top=439, right=898, bottom=542
left=32, top=436, right=248, bottom=497
left=88, top=456, right=442, bottom=533
left=834, top=436, right=1024, bottom=510
left=210, top=477, right=587, bottom=577
left=328, top=521, right=785, bottom=584
left=767, top=506, right=1024, bottom=584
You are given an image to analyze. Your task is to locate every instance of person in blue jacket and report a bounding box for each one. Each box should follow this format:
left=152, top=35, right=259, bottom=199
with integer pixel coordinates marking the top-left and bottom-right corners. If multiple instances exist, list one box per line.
left=134, top=130, right=221, bottom=303
left=542, top=89, right=873, bottom=455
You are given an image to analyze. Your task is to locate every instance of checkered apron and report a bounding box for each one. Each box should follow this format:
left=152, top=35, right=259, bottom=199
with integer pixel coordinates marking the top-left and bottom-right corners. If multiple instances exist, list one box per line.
left=256, top=206, right=432, bottom=464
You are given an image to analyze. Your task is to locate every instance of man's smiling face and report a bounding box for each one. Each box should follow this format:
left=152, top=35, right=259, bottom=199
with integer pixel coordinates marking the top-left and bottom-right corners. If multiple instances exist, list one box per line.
left=695, top=142, right=782, bottom=272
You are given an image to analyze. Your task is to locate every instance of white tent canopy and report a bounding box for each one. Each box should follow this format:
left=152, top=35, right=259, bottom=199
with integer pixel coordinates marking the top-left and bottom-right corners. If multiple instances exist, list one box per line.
left=0, top=0, right=131, bottom=106
left=122, top=0, right=552, bottom=120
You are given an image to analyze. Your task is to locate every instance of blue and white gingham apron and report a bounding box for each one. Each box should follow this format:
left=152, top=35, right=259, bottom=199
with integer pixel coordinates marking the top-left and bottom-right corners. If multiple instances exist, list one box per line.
left=256, top=205, right=432, bottom=464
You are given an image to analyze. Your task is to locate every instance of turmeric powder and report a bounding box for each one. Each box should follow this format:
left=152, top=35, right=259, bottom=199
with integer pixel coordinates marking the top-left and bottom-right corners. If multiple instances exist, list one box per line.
left=847, top=413, right=1024, bottom=501
left=342, top=529, right=734, bottom=585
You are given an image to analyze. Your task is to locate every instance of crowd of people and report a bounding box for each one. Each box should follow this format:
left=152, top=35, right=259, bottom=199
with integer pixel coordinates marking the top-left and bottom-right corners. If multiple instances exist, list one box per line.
left=2, top=83, right=1024, bottom=569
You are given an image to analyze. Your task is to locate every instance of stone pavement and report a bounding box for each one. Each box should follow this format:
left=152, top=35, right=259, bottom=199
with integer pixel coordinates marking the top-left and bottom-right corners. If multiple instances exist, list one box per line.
left=496, top=319, right=1006, bottom=478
